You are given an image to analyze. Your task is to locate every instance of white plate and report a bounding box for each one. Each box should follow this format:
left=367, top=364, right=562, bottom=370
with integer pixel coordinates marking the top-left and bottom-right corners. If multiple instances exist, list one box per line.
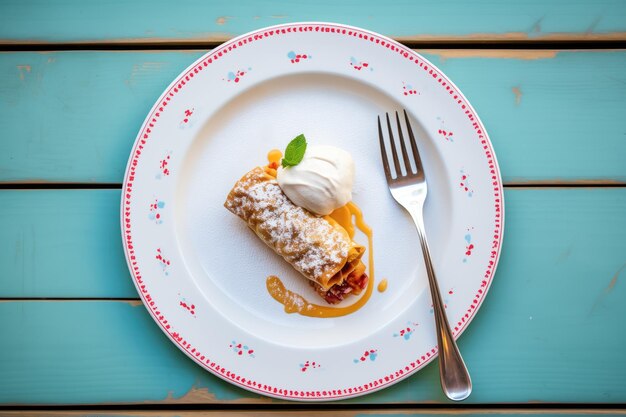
left=121, top=22, right=504, bottom=401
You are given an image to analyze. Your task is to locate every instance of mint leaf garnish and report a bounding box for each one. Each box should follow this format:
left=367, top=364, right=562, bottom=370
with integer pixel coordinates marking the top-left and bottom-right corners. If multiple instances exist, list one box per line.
left=281, top=134, right=307, bottom=168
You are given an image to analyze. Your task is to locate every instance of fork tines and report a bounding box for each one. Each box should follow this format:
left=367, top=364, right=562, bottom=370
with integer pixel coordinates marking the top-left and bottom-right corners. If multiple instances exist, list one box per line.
left=377, top=110, right=424, bottom=181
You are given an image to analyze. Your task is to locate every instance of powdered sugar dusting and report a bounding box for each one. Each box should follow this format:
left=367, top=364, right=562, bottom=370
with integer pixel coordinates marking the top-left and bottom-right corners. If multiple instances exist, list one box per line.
left=225, top=168, right=350, bottom=284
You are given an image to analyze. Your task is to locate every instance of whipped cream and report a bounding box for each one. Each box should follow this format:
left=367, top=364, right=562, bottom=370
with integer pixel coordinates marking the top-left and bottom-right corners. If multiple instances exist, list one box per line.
left=277, top=145, right=355, bottom=216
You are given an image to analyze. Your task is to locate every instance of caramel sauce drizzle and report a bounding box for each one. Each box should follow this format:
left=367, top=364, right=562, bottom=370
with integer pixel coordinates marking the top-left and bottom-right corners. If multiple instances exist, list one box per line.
left=263, top=150, right=375, bottom=317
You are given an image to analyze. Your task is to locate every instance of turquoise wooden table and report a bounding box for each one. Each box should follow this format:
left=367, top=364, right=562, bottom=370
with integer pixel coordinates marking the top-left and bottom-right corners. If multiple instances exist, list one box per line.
left=1, top=1, right=626, bottom=416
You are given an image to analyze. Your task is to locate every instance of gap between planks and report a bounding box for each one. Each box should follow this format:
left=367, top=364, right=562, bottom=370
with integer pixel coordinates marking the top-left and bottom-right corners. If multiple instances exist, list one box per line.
left=0, top=298, right=142, bottom=306
left=1, top=35, right=626, bottom=51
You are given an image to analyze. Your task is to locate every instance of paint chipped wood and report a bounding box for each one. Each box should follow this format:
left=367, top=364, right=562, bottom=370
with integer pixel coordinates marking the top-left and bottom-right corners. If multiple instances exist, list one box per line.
left=160, top=384, right=269, bottom=404
left=419, top=50, right=558, bottom=61
left=608, top=264, right=625, bottom=292
left=1, top=0, right=625, bottom=45
left=512, top=86, right=523, bottom=105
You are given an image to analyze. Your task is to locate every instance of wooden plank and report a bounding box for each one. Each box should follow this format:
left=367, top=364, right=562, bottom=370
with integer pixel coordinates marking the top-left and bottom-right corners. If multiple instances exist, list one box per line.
left=0, top=188, right=625, bottom=404
left=0, top=51, right=198, bottom=184
left=0, top=0, right=625, bottom=44
left=423, top=49, right=626, bottom=184
left=2, top=186, right=626, bottom=298
left=0, top=189, right=136, bottom=298
left=1, top=50, right=625, bottom=184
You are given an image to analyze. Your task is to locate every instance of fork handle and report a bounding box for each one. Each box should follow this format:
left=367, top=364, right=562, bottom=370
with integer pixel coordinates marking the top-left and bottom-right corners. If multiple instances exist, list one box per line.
left=408, top=207, right=472, bottom=401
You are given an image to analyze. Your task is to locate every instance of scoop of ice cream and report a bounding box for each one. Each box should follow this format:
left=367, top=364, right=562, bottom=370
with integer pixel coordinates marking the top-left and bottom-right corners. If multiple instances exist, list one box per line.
left=277, top=145, right=355, bottom=215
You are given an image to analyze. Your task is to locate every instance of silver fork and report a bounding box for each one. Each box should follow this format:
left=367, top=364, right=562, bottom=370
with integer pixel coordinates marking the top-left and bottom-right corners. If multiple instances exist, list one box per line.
left=378, top=110, right=472, bottom=401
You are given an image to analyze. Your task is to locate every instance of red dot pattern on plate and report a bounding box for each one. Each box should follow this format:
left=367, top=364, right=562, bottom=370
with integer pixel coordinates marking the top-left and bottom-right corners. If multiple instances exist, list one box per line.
left=225, top=69, right=249, bottom=83
left=402, top=81, right=418, bottom=96
left=393, top=321, right=419, bottom=341
left=459, top=170, right=474, bottom=197
left=288, top=51, right=311, bottom=63
left=463, top=227, right=476, bottom=265
left=353, top=349, right=378, bottom=363
left=230, top=341, right=255, bottom=358
left=148, top=199, right=165, bottom=224
left=122, top=23, right=503, bottom=400
left=438, top=129, right=454, bottom=141
left=181, top=108, right=194, bottom=124
left=300, top=360, right=321, bottom=372
left=159, top=154, right=171, bottom=177
left=179, top=300, right=195, bottom=316
left=155, top=248, right=170, bottom=275
left=349, top=57, right=371, bottom=71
